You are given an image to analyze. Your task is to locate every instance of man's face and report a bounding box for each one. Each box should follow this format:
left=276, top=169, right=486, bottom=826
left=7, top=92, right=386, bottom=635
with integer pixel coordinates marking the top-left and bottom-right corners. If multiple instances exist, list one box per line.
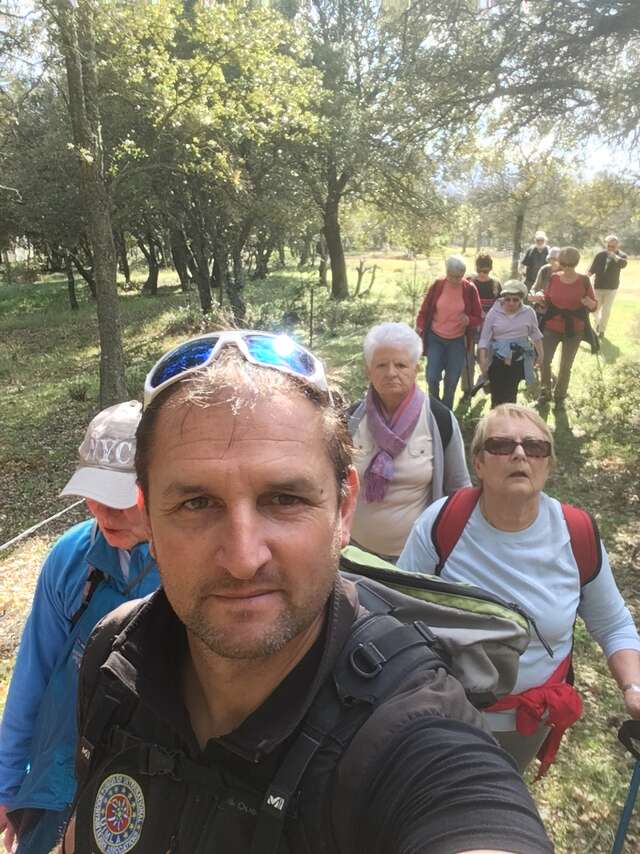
left=535, top=238, right=545, bottom=249
left=607, top=239, right=619, bottom=253
left=86, top=499, right=148, bottom=550
left=474, top=413, right=550, bottom=501
left=142, top=392, right=358, bottom=660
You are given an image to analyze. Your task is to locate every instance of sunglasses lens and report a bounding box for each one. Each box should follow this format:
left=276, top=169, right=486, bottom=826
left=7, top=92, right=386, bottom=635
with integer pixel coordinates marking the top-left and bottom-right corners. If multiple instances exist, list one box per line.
left=484, top=438, right=516, bottom=455
left=484, top=438, right=551, bottom=457
left=149, top=337, right=219, bottom=389
left=245, top=334, right=316, bottom=378
left=522, top=440, right=551, bottom=458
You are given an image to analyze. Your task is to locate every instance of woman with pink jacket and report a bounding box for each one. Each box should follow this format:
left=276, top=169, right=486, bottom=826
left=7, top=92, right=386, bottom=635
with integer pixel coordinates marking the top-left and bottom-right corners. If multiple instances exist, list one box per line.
left=416, top=255, right=482, bottom=409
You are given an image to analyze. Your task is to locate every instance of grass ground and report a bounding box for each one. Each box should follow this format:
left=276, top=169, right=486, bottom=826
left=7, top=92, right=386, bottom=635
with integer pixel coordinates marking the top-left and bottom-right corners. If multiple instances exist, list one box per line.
left=1, top=250, right=639, bottom=851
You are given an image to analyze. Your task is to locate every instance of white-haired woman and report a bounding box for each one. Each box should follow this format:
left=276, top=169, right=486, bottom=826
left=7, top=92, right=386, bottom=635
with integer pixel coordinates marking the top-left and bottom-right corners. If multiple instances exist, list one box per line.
left=532, top=246, right=561, bottom=295
left=399, top=403, right=640, bottom=776
left=478, top=280, right=544, bottom=408
left=348, top=322, right=470, bottom=561
left=416, top=255, right=482, bottom=409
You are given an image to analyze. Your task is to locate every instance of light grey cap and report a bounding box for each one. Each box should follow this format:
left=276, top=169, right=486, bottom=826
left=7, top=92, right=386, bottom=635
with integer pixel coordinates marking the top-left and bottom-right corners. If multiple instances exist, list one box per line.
left=60, top=400, right=142, bottom=509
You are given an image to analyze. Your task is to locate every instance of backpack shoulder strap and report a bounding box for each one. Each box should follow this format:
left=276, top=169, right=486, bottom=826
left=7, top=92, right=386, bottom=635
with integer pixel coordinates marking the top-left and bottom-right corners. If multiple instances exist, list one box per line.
left=75, top=598, right=149, bottom=786
left=250, top=613, right=448, bottom=854
left=561, top=503, right=602, bottom=586
left=346, top=399, right=364, bottom=435
left=428, top=395, right=453, bottom=450
left=431, top=487, right=482, bottom=575
left=70, top=566, right=106, bottom=626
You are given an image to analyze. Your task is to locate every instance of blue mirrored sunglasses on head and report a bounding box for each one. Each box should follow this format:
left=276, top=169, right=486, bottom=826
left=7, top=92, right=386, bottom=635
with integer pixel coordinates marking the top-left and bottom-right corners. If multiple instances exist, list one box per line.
left=144, top=330, right=330, bottom=408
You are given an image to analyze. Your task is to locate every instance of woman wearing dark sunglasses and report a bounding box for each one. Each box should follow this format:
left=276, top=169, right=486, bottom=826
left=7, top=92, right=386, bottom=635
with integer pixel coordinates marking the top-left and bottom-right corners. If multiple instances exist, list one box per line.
left=399, top=403, right=640, bottom=775
left=477, top=280, right=544, bottom=408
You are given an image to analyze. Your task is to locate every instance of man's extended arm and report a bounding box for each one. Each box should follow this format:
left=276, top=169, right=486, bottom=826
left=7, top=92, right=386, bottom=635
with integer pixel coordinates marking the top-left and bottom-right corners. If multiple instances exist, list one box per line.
left=333, top=672, right=554, bottom=854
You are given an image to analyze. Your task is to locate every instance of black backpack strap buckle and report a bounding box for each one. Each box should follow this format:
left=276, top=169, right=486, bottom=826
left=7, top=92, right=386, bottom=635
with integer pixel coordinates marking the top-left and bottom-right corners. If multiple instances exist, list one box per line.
left=141, top=744, right=180, bottom=779
left=349, top=641, right=386, bottom=678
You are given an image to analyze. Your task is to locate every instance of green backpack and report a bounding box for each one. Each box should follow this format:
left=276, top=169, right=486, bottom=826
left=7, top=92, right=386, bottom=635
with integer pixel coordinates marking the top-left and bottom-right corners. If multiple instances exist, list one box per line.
left=340, top=544, right=542, bottom=707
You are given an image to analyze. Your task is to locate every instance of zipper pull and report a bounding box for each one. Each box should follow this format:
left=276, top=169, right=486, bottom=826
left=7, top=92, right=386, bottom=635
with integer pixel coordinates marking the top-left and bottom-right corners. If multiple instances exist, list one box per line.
left=508, top=603, right=553, bottom=658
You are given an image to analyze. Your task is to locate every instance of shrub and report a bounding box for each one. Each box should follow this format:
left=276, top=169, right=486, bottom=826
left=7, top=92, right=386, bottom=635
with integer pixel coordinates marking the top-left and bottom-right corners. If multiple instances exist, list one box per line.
left=67, top=380, right=91, bottom=402
left=572, top=358, right=640, bottom=452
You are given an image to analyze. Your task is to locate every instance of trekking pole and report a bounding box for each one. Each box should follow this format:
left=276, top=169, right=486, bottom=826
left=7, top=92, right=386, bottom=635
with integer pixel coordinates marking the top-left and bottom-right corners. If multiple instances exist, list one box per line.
left=611, top=720, right=640, bottom=854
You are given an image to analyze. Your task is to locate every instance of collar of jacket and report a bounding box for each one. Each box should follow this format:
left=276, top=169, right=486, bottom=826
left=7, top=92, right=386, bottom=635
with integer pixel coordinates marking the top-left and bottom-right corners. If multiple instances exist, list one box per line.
left=85, top=524, right=152, bottom=587
left=101, top=574, right=362, bottom=763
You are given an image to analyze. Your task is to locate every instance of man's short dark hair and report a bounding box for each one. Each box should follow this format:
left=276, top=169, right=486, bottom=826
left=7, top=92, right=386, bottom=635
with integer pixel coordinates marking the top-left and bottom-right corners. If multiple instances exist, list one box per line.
left=136, top=351, right=353, bottom=503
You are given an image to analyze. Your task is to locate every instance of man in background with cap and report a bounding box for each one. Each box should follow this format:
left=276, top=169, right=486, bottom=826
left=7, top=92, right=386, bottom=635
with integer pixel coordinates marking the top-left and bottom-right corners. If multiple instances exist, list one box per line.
left=589, top=234, right=628, bottom=337
left=0, top=401, right=159, bottom=854
left=520, top=231, right=550, bottom=291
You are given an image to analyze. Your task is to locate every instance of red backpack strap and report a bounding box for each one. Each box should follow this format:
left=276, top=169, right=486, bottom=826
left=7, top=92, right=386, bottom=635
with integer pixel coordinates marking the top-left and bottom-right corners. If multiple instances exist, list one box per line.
left=431, top=487, right=482, bottom=575
left=561, top=503, right=602, bottom=587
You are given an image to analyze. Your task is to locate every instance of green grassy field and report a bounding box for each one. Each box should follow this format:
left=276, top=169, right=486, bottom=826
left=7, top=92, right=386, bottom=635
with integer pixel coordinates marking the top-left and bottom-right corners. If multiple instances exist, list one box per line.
left=1, top=251, right=639, bottom=851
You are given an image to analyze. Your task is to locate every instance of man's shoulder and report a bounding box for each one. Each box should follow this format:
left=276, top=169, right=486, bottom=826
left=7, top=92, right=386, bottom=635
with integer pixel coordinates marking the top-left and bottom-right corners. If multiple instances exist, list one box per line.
left=50, top=517, right=96, bottom=554
left=39, top=518, right=96, bottom=583
left=78, top=594, right=158, bottom=707
left=331, top=667, right=553, bottom=852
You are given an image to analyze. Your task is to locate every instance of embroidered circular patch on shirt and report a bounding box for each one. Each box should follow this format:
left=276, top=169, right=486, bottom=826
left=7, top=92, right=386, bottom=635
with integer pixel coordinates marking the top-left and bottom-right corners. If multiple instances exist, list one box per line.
left=93, top=773, right=146, bottom=854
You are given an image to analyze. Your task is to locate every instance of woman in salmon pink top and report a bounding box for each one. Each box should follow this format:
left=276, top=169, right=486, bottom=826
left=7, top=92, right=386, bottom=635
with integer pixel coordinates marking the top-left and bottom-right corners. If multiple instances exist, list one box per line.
left=530, top=246, right=597, bottom=408
left=416, top=255, right=482, bottom=409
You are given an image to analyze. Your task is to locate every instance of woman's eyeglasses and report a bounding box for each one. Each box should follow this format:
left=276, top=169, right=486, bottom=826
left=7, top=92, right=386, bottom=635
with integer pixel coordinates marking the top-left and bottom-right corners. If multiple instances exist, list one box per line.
left=483, top=437, right=552, bottom=458
left=144, top=331, right=330, bottom=408
left=502, top=295, right=522, bottom=302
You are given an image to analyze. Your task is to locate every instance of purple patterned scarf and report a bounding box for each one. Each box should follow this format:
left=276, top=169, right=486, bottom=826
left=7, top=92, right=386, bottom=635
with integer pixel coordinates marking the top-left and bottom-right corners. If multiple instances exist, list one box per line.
left=363, top=384, right=425, bottom=502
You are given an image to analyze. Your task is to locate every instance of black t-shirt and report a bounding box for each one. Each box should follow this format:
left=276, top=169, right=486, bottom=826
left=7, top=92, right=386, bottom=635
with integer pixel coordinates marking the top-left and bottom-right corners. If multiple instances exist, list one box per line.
left=76, top=588, right=554, bottom=854
left=522, top=246, right=549, bottom=283
left=472, top=276, right=501, bottom=303
left=334, top=668, right=553, bottom=854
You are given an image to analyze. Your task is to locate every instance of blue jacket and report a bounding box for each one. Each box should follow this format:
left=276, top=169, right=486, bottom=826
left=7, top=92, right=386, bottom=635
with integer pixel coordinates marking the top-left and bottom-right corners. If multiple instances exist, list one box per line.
left=0, top=519, right=160, bottom=811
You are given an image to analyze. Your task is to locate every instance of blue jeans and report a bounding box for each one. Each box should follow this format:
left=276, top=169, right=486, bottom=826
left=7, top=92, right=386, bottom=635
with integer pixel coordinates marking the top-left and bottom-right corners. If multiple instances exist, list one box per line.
left=426, top=332, right=466, bottom=409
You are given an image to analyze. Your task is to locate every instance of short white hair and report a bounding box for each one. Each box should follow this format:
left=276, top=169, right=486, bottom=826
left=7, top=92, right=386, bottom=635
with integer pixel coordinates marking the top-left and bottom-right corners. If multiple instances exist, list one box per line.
left=363, top=322, right=422, bottom=367
left=445, top=255, right=466, bottom=277
left=605, top=234, right=619, bottom=244
left=548, top=246, right=561, bottom=258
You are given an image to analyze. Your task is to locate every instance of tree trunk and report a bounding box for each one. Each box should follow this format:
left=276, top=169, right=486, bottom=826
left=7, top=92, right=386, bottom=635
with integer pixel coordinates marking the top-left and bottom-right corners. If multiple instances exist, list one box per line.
left=211, top=247, right=227, bottom=307
left=48, top=245, right=65, bottom=273
left=317, top=237, right=328, bottom=289
left=323, top=198, right=349, bottom=300
left=1, top=249, right=12, bottom=284
left=353, top=258, right=366, bottom=297
left=114, top=230, right=131, bottom=286
left=252, top=239, right=272, bottom=280
left=65, top=253, right=79, bottom=310
left=169, top=227, right=191, bottom=292
left=298, top=238, right=310, bottom=268
left=277, top=242, right=286, bottom=269
left=137, top=233, right=159, bottom=295
left=227, top=245, right=247, bottom=321
left=187, top=234, right=212, bottom=313
left=54, top=0, right=127, bottom=407
left=511, top=204, right=527, bottom=278
left=70, top=251, right=97, bottom=299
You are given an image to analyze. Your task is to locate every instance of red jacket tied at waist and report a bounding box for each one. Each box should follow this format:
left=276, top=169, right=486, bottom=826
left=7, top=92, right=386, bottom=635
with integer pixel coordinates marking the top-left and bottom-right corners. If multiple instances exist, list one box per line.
left=486, top=654, right=583, bottom=780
